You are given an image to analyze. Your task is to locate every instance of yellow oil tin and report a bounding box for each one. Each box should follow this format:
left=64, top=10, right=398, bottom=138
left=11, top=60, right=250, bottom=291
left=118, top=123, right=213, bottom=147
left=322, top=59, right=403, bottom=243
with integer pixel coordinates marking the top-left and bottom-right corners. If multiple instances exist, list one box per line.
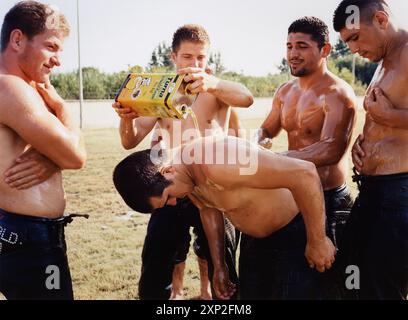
left=115, top=73, right=196, bottom=119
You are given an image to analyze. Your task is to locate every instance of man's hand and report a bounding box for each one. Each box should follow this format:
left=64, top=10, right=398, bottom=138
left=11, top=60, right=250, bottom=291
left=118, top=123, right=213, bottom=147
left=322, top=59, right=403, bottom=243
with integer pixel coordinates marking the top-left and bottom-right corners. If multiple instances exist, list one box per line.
left=4, top=148, right=60, bottom=190
left=365, top=87, right=394, bottom=124
left=178, top=67, right=220, bottom=94
left=36, top=80, right=65, bottom=114
left=112, top=102, right=139, bottom=120
left=352, top=134, right=366, bottom=173
left=212, top=265, right=237, bottom=300
left=305, top=236, right=336, bottom=273
left=253, top=128, right=273, bottom=149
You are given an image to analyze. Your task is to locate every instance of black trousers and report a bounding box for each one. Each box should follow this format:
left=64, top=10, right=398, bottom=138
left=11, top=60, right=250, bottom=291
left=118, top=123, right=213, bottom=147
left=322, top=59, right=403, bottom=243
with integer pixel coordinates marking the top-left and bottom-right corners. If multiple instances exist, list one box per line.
left=0, top=209, right=74, bottom=300
left=138, top=198, right=239, bottom=300
left=339, top=172, right=408, bottom=300
left=239, top=185, right=353, bottom=300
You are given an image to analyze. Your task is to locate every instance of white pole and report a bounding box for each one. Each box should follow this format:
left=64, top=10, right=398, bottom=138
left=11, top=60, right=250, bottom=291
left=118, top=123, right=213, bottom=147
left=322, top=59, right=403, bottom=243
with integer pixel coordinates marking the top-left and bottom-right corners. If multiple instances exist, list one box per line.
left=77, top=0, right=84, bottom=129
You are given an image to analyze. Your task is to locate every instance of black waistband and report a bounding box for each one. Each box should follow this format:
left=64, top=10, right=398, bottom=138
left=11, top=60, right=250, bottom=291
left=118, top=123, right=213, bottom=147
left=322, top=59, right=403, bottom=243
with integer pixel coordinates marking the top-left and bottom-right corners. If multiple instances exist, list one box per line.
left=0, top=208, right=89, bottom=226
left=353, top=171, right=408, bottom=183
left=0, top=209, right=89, bottom=251
left=0, top=208, right=66, bottom=224
left=324, top=184, right=348, bottom=196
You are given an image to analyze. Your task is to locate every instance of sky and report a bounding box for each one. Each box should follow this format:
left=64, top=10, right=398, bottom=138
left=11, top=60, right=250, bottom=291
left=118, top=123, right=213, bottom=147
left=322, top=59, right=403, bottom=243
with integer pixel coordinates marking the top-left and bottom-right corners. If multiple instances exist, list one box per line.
left=0, top=0, right=407, bottom=76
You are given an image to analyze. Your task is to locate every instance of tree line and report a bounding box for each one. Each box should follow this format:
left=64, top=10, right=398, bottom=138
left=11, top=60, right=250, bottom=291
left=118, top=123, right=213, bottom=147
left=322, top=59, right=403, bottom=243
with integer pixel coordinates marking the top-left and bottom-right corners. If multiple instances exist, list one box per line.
left=51, top=39, right=376, bottom=100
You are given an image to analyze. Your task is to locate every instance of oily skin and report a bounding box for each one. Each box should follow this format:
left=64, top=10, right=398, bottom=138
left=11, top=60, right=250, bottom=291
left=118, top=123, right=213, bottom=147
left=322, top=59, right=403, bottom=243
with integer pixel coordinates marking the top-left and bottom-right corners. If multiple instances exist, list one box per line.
left=258, top=32, right=356, bottom=190
left=0, top=26, right=86, bottom=218
left=148, top=136, right=336, bottom=298
left=340, top=11, right=408, bottom=175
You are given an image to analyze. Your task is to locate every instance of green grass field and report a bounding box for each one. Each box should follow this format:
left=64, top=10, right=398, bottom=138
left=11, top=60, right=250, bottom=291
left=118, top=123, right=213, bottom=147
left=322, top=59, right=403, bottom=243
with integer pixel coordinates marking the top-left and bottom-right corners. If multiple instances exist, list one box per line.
left=63, top=111, right=365, bottom=300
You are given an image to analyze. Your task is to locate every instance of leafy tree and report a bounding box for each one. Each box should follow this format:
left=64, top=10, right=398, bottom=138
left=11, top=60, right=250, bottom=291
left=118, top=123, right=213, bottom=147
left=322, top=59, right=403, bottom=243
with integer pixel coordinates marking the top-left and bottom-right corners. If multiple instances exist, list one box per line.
left=148, top=42, right=174, bottom=72
left=208, top=52, right=226, bottom=75
left=277, top=58, right=290, bottom=74
left=330, top=38, right=350, bottom=59
left=51, top=72, right=79, bottom=100
left=82, top=67, right=106, bottom=99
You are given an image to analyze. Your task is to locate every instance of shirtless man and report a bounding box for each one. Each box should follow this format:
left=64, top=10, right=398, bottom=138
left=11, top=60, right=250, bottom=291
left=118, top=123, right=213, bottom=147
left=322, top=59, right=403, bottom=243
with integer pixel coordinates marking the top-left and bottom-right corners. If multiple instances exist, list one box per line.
left=170, top=109, right=243, bottom=300
left=113, top=136, right=337, bottom=299
left=248, top=17, right=357, bottom=299
left=0, top=1, right=86, bottom=300
left=333, top=0, right=408, bottom=300
left=112, top=24, right=253, bottom=300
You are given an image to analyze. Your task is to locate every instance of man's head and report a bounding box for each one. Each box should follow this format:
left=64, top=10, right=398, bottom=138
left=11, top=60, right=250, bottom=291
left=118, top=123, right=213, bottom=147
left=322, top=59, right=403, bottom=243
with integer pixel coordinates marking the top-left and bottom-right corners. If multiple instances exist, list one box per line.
left=287, top=17, right=331, bottom=77
left=171, top=24, right=210, bottom=71
left=113, top=150, right=193, bottom=213
left=1, top=1, right=70, bottom=82
left=333, top=0, right=392, bottom=62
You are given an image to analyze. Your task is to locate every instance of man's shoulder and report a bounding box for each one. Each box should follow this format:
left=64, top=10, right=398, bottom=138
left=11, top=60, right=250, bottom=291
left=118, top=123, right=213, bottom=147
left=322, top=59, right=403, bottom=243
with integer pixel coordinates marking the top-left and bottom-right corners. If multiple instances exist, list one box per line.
left=0, top=75, right=41, bottom=115
left=324, top=72, right=356, bottom=104
left=276, top=80, right=296, bottom=99
left=0, top=75, right=34, bottom=104
left=0, top=74, right=30, bottom=90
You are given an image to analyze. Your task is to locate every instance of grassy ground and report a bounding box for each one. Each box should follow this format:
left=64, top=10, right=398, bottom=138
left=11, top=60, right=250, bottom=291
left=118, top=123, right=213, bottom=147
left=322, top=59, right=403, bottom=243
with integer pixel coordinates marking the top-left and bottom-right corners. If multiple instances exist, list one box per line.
left=64, top=111, right=365, bottom=300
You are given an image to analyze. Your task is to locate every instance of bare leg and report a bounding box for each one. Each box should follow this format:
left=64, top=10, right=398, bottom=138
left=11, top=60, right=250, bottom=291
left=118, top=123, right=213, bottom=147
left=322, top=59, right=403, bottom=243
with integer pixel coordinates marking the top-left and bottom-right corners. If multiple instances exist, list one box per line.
left=198, top=257, right=212, bottom=300
left=170, top=262, right=185, bottom=300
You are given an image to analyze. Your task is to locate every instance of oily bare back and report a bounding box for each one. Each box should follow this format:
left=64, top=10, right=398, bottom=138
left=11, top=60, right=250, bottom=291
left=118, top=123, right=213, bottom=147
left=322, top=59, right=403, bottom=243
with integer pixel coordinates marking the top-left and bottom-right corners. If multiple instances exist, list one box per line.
left=0, top=75, right=65, bottom=218
left=362, top=47, right=408, bottom=175
left=190, top=162, right=299, bottom=239
left=279, top=77, right=354, bottom=189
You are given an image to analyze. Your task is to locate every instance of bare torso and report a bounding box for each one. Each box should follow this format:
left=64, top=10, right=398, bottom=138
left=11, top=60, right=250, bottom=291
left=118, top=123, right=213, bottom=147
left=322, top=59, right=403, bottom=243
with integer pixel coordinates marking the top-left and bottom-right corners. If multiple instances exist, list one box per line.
left=0, top=74, right=65, bottom=218
left=151, top=93, right=229, bottom=149
left=361, top=45, right=408, bottom=175
left=279, top=76, right=354, bottom=190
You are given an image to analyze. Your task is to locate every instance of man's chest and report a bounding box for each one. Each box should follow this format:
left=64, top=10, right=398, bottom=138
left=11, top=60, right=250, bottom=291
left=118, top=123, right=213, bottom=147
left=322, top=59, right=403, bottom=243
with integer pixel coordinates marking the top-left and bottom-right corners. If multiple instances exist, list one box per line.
left=280, top=91, right=326, bottom=133
left=368, top=64, right=408, bottom=109
left=161, top=94, right=227, bottom=133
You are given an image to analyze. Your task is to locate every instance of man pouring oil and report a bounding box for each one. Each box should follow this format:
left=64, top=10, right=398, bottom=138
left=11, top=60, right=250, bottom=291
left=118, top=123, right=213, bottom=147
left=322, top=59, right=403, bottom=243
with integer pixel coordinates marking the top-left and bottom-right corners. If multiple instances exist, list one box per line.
left=112, top=24, right=253, bottom=300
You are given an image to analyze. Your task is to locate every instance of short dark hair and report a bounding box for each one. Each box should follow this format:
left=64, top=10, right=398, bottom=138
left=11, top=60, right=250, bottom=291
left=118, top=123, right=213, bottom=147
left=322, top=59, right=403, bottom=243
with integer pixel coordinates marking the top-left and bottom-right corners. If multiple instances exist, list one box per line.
left=333, top=0, right=390, bottom=32
left=172, top=24, right=210, bottom=53
left=288, top=17, right=330, bottom=50
left=1, top=1, right=70, bottom=52
left=113, top=150, right=172, bottom=214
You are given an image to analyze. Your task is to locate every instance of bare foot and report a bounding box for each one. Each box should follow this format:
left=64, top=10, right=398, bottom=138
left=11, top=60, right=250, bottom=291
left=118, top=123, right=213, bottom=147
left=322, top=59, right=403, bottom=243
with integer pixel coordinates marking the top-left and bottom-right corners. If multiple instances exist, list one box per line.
left=200, top=290, right=213, bottom=300
left=170, top=290, right=185, bottom=300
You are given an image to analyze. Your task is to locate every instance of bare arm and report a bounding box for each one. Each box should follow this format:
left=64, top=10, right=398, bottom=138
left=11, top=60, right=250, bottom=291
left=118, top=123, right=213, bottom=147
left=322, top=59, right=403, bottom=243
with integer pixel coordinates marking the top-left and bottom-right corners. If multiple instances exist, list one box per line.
left=179, top=67, right=254, bottom=108
left=0, top=77, right=86, bottom=170
left=188, top=194, right=236, bottom=300
left=113, top=102, right=158, bottom=150
left=204, top=141, right=336, bottom=272
left=255, top=88, right=283, bottom=148
left=286, top=91, right=356, bottom=167
left=4, top=147, right=60, bottom=190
